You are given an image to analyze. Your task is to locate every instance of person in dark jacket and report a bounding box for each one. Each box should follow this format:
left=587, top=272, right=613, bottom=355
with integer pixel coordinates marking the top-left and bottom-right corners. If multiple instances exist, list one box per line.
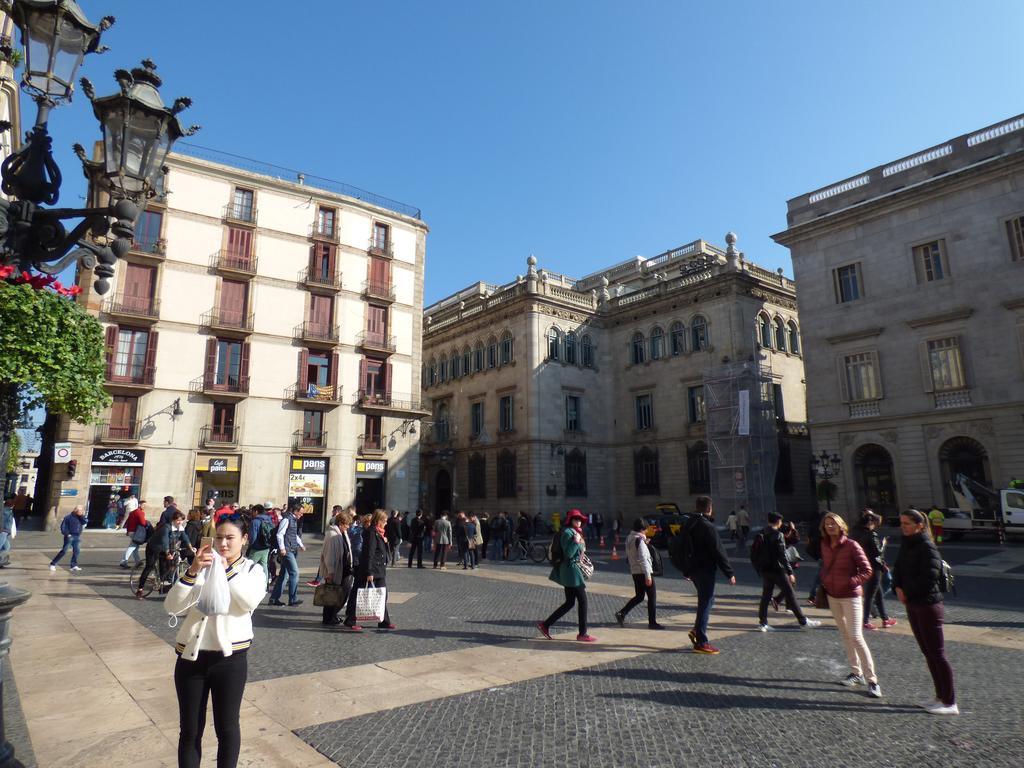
left=385, top=511, right=402, bottom=566
left=685, top=496, right=736, bottom=655
left=343, top=509, right=395, bottom=631
left=893, top=508, right=957, bottom=715
left=804, top=509, right=829, bottom=603
left=756, top=512, right=821, bottom=631
left=135, top=509, right=185, bottom=598
left=851, top=511, right=896, bottom=630
left=453, top=512, right=470, bottom=568
left=407, top=510, right=426, bottom=568
left=50, top=505, right=87, bottom=571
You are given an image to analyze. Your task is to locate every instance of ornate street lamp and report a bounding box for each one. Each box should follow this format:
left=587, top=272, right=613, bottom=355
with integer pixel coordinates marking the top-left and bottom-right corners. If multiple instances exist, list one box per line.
left=811, top=449, right=842, bottom=511
left=0, top=1, right=199, bottom=294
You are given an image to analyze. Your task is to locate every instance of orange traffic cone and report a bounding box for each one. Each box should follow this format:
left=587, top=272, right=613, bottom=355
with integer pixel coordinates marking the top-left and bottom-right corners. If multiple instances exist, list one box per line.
left=600, top=535, right=606, bottom=548
left=610, top=543, right=620, bottom=560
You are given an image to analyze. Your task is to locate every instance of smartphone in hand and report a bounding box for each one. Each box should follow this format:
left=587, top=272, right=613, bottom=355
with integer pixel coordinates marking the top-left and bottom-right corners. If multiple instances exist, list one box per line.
left=200, top=536, right=214, bottom=550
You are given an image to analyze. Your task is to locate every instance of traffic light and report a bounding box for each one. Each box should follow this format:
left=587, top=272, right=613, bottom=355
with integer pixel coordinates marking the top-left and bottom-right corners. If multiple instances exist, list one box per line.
left=67, top=460, right=78, bottom=479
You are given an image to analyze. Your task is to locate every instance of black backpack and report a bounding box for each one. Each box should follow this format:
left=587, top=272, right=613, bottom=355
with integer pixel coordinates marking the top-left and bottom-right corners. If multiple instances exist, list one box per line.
left=668, top=515, right=699, bottom=577
left=251, top=520, right=274, bottom=551
left=639, top=538, right=664, bottom=578
left=549, top=530, right=564, bottom=566
left=750, top=528, right=771, bottom=572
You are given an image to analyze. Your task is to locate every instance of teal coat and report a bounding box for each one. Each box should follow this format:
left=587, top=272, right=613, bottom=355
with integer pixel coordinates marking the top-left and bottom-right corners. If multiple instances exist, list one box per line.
left=549, top=527, right=586, bottom=588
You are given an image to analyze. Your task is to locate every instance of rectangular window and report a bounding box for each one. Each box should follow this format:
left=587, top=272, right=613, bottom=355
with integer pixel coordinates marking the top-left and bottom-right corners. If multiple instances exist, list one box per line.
left=633, top=449, right=660, bottom=496
left=1006, top=215, right=1024, bottom=261
left=927, top=337, right=966, bottom=391
left=565, top=395, right=581, bottom=432
left=212, top=403, right=235, bottom=442
left=844, top=352, right=881, bottom=401
left=109, top=395, right=138, bottom=439
left=215, top=340, right=242, bottom=386
left=499, top=395, right=514, bottom=432
left=363, top=415, right=382, bottom=450
left=834, top=263, right=862, bottom=303
left=687, top=386, right=705, bottom=424
left=497, top=451, right=517, bottom=497
left=133, top=209, right=162, bottom=251
left=471, top=401, right=484, bottom=437
left=362, top=357, right=387, bottom=396
left=565, top=450, right=587, bottom=497
left=772, top=383, right=786, bottom=422
left=373, top=222, right=389, bottom=250
left=114, top=328, right=149, bottom=379
left=231, top=188, right=254, bottom=220
left=303, top=410, right=324, bottom=443
left=307, top=352, right=331, bottom=387
left=635, top=394, right=653, bottom=430
left=913, top=240, right=948, bottom=283
left=316, top=207, right=336, bottom=237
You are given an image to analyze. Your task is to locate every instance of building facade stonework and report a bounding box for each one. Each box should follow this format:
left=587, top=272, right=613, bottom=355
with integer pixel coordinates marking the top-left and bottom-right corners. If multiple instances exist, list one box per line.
left=53, top=147, right=428, bottom=530
left=420, top=238, right=814, bottom=526
left=773, top=114, right=1024, bottom=521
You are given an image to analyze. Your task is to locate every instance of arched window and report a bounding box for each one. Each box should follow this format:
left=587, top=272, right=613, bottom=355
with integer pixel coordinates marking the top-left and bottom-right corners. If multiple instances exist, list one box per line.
left=451, top=350, right=461, bottom=378
left=650, top=326, right=664, bottom=360
left=581, top=335, right=594, bottom=368
left=428, top=358, right=437, bottom=386
left=774, top=318, right=787, bottom=352
left=486, top=336, right=498, bottom=369
left=565, top=331, right=578, bottom=365
left=670, top=321, right=685, bottom=356
left=473, top=341, right=484, bottom=372
left=462, top=346, right=471, bottom=375
left=758, top=313, right=773, bottom=348
left=631, top=332, right=645, bottom=365
left=500, top=330, right=513, bottom=365
left=788, top=321, right=800, bottom=355
left=691, top=315, right=708, bottom=351
left=547, top=327, right=561, bottom=361
left=438, top=354, right=448, bottom=383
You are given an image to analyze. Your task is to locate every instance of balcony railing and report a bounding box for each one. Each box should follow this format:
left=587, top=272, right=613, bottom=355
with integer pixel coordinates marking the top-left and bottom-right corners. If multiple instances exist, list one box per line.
left=309, top=222, right=340, bottom=242
left=103, top=293, right=160, bottom=320
left=361, top=280, right=396, bottom=302
left=293, top=429, right=328, bottom=451
left=299, top=266, right=342, bottom=290
left=222, top=202, right=257, bottom=225
left=106, top=366, right=156, bottom=387
left=367, top=237, right=393, bottom=258
left=934, top=388, right=972, bottom=409
left=201, top=307, right=254, bottom=334
left=211, top=249, right=258, bottom=275
left=128, top=238, right=166, bottom=257
left=95, top=420, right=142, bottom=443
left=189, top=374, right=250, bottom=397
left=356, top=330, right=397, bottom=353
left=200, top=424, right=239, bottom=447
left=294, top=321, right=340, bottom=345
left=356, top=390, right=423, bottom=412
left=359, top=434, right=385, bottom=454
left=286, top=383, right=342, bottom=404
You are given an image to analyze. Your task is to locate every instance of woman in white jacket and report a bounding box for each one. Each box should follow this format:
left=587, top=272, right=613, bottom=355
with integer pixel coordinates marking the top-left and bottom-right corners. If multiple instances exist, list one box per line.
left=165, top=512, right=266, bottom=768
left=614, top=518, right=663, bottom=629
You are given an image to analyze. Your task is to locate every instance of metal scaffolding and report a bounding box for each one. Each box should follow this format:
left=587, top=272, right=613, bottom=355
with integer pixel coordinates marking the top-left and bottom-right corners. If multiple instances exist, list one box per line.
left=703, top=360, right=779, bottom=528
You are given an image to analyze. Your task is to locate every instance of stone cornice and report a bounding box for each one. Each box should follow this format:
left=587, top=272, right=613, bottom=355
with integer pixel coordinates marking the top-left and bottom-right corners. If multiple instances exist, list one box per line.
left=1002, top=297, right=1024, bottom=311
left=825, top=327, right=885, bottom=345
left=905, top=307, right=974, bottom=329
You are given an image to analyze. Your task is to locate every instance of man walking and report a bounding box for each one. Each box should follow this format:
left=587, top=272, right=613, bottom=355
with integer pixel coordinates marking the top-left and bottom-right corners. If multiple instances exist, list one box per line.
left=433, top=511, right=452, bottom=569
left=248, top=504, right=276, bottom=583
left=683, top=496, right=735, bottom=655
left=386, top=510, right=403, bottom=565
left=270, top=504, right=305, bottom=606
left=737, top=504, right=751, bottom=547
left=159, top=496, right=180, bottom=527
left=120, top=499, right=149, bottom=567
left=50, top=505, right=86, bottom=572
left=407, top=510, right=425, bottom=568
left=756, top=512, right=821, bottom=631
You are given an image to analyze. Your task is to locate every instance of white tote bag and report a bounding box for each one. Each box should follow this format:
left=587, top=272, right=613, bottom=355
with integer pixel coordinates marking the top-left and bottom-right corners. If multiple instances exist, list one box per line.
left=354, top=586, right=387, bottom=623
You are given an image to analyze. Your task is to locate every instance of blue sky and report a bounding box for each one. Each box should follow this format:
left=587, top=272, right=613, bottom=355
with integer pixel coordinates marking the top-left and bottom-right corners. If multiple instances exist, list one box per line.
left=32, top=0, right=1024, bottom=305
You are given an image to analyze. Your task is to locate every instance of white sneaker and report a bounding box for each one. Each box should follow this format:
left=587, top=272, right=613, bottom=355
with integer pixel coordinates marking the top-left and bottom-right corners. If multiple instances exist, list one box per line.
left=926, top=702, right=959, bottom=716
left=49, top=565, right=57, bottom=571
left=71, top=566, right=82, bottom=571
left=758, top=624, right=774, bottom=632
left=918, top=699, right=941, bottom=710
left=840, top=673, right=865, bottom=687
left=867, top=682, right=882, bottom=698
left=800, top=619, right=822, bottom=628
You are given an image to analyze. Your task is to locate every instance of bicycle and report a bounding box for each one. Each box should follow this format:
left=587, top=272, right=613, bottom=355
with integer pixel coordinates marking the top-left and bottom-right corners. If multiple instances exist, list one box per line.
left=528, top=540, right=550, bottom=564
left=128, top=551, right=188, bottom=597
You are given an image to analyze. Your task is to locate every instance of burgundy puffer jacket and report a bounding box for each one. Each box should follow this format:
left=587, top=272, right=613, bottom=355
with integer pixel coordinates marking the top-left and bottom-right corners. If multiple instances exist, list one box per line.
left=820, top=535, right=873, bottom=598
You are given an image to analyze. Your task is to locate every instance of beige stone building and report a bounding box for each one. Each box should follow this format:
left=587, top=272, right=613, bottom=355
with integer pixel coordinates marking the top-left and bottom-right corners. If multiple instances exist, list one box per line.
left=420, top=238, right=814, bottom=525
left=0, top=12, right=21, bottom=176
left=56, top=146, right=428, bottom=531
left=773, top=114, right=1024, bottom=521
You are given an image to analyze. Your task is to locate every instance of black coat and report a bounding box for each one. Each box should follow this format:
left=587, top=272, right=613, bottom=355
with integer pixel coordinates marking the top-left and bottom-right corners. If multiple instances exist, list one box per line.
left=759, top=527, right=792, bottom=576
left=892, top=533, right=942, bottom=605
left=358, top=528, right=389, bottom=580
left=689, top=514, right=735, bottom=578
left=851, top=525, right=885, bottom=571
left=410, top=517, right=425, bottom=539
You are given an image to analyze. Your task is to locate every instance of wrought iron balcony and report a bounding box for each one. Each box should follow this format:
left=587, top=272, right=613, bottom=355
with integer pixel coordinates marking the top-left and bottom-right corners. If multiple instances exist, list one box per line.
left=294, top=429, right=328, bottom=451
left=294, top=321, right=340, bottom=346
left=367, top=237, right=394, bottom=258
left=934, top=388, right=972, bottom=410
left=200, top=424, right=239, bottom=447
left=286, top=382, right=342, bottom=406
left=105, top=366, right=156, bottom=389
left=299, top=266, right=342, bottom=291
left=211, top=249, right=258, bottom=276
left=356, top=390, right=429, bottom=417
left=356, top=330, right=397, bottom=353
left=103, top=293, right=160, bottom=322
left=201, top=307, right=254, bottom=335
left=189, top=374, right=250, bottom=398
left=127, top=237, right=166, bottom=258
left=94, top=420, right=142, bottom=443
left=361, top=279, right=396, bottom=302
left=309, top=222, right=339, bottom=243
left=358, top=434, right=385, bottom=454
left=222, top=202, right=258, bottom=225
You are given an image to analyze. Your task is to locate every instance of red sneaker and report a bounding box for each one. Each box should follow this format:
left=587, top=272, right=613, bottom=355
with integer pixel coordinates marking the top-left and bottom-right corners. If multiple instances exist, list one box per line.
left=342, top=624, right=363, bottom=632
left=693, top=643, right=720, bottom=655
left=863, top=622, right=878, bottom=631
left=536, top=621, right=552, bottom=639
left=882, top=618, right=898, bottom=628
left=576, top=634, right=598, bottom=643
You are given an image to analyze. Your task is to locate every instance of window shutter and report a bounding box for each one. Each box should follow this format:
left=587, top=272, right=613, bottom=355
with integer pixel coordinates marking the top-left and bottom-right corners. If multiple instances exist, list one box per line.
left=298, top=349, right=309, bottom=389
left=143, top=331, right=158, bottom=381
left=327, top=244, right=337, bottom=278
left=870, top=350, right=883, bottom=399
left=240, top=342, right=251, bottom=388
left=919, top=342, right=935, bottom=393
left=329, top=351, right=339, bottom=394
left=104, top=325, right=118, bottom=378
left=204, top=338, right=217, bottom=383
left=384, top=362, right=392, bottom=395
left=358, top=358, right=368, bottom=394
left=836, top=355, right=850, bottom=403
left=308, top=245, right=317, bottom=273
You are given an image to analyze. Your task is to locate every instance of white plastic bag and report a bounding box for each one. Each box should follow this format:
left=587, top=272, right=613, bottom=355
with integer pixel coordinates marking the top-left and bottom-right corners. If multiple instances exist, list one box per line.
left=197, top=555, right=231, bottom=615
left=10, top=517, right=16, bottom=539
left=354, top=586, right=387, bottom=623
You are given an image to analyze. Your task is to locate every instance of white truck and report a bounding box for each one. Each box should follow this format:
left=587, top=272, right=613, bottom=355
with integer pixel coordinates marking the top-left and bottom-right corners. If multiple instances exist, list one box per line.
left=943, top=474, right=1024, bottom=541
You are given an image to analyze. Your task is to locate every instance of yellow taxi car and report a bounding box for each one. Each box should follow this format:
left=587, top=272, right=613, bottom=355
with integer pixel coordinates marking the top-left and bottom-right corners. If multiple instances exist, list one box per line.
left=643, top=503, right=685, bottom=549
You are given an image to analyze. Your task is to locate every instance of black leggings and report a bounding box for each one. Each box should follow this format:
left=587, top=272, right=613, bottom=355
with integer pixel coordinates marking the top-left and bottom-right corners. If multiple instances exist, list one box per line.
left=138, top=549, right=168, bottom=591
left=862, top=572, right=890, bottom=621
left=544, top=586, right=588, bottom=635
left=620, top=574, right=657, bottom=625
left=175, top=649, right=248, bottom=768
